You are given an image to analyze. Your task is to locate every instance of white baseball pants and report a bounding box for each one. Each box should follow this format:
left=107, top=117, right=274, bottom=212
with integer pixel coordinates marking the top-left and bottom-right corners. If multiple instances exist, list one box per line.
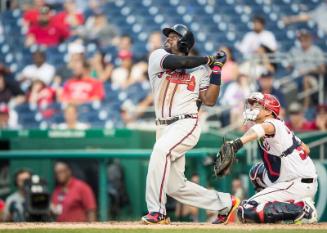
left=248, top=178, right=318, bottom=203
left=145, top=117, right=232, bottom=215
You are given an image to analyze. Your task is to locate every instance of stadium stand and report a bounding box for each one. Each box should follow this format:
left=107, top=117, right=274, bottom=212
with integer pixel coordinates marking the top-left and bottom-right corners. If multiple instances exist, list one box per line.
left=0, top=0, right=325, bottom=130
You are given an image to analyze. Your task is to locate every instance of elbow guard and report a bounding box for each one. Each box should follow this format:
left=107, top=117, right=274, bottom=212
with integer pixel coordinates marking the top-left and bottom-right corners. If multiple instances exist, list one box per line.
left=250, top=124, right=266, bottom=139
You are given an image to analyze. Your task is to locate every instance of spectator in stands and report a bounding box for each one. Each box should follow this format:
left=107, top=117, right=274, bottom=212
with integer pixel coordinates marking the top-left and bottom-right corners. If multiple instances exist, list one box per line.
left=121, top=62, right=153, bottom=124
left=53, top=41, right=85, bottom=87
left=257, top=71, right=286, bottom=117
left=89, top=51, right=113, bottom=82
left=286, top=102, right=317, bottom=131
left=18, top=50, right=55, bottom=92
left=237, top=16, right=278, bottom=57
left=77, top=10, right=119, bottom=48
left=3, top=169, right=32, bottom=222
left=84, top=0, right=106, bottom=18
left=117, top=35, right=133, bottom=53
left=60, top=60, right=105, bottom=104
left=126, top=61, right=148, bottom=86
left=220, top=74, right=251, bottom=127
left=0, top=103, right=9, bottom=128
left=315, top=104, right=327, bottom=131
left=0, top=70, right=25, bottom=106
left=146, top=31, right=162, bottom=54
left=220, top=46, right=239, bottom=83
left=283, top=0, right=327, bottom=34
left=23, top=0, right=46, bottom=28
left=239, top=44, right=277, bottom=79
left=175, top=173, right=200, bottom=222
left=55, top=104, right=89, bottom=130
left=27, top=79, right=56, bottom=107
left=51, top=161, right=96, bottom=222
left=111, top=50, right=133, bottom=89
left=25, top=5, right=69, bottom=47
left=53, top=0, right=84, bottom=36
left=286, top=30, right=325, bottom=108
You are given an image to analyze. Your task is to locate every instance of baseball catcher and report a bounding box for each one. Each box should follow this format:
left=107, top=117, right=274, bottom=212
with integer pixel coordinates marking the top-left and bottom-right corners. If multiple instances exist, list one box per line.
left=214, top=92, right=318, bottom=224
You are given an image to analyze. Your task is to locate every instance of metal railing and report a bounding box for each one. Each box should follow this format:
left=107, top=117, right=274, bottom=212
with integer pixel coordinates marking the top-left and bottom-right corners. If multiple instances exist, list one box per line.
left=308, top=137, right=327, bottom=161
left=247, top=53, right=327, bottom=105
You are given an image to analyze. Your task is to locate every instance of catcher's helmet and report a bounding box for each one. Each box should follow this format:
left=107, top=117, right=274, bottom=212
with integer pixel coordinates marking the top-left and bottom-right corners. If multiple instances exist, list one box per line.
left=246, top=92, right=281, bottom=117
left=162, top=24, right=195, bottom=54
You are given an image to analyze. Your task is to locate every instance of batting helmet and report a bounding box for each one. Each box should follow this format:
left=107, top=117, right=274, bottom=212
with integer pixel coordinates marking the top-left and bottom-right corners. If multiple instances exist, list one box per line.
left=162, top=24, right=195, bottom=55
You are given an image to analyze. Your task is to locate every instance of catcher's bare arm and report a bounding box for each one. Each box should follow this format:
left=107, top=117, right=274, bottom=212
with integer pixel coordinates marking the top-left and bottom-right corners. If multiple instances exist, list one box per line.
left=240, top=123, right=275, bottom=144
left=231, top=123, right=310, bottom=154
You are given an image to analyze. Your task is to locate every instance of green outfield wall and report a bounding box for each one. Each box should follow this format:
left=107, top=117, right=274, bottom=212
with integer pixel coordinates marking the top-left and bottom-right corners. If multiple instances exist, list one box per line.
left=0, top=129, right=326, bottom=222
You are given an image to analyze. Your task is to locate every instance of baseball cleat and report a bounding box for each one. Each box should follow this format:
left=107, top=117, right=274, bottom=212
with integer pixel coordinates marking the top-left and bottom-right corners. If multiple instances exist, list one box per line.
left=295, top=198, right=318, bottom=224
left=141, top=212, right=170, bottom=224
left=212, top=196, right=240, bottom=224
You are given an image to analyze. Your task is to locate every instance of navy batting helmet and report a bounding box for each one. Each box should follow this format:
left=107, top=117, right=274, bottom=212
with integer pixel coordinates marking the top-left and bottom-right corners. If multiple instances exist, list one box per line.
left=162, top=24, right=195, bottom=55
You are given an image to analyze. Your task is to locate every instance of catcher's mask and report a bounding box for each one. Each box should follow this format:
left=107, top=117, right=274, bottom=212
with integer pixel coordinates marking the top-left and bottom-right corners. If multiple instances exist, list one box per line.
left=243, top=92, right=280, bottom=121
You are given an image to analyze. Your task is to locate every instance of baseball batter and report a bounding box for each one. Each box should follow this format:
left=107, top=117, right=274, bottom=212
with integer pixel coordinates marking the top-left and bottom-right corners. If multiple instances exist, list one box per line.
left=141, top=24, right=239, bottom=224
left=221, top=92, right=318, bottom=223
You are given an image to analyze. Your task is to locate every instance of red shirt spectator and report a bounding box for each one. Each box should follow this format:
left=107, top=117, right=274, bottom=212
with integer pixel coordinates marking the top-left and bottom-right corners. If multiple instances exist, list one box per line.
left=286, top=102, right=318, bottom=131
left=26, top=6, right=69, bottom=47
left=285, top=120, right=317, bottom=131
left=61, top=76, right=104, bottom=104
left=27, top=21, right=69, bottom=47
left=51, top=161, right=96, bottom=222
left=52, top=177, right=96, bottom=222
left=27, top=80, right=56, bottom=106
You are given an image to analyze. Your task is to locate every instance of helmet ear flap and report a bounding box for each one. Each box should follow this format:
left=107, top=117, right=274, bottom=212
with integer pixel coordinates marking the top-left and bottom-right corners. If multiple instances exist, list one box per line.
left=178, top=40, right=189, bottom=54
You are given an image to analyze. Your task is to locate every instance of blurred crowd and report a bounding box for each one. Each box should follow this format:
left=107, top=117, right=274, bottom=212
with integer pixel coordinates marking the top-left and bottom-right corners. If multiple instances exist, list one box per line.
left=0, top=0, right=325, bottom=131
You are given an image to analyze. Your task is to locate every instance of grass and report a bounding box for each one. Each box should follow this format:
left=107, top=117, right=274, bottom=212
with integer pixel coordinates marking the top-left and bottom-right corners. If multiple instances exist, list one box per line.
left=0, top=230, right=326, bottom=233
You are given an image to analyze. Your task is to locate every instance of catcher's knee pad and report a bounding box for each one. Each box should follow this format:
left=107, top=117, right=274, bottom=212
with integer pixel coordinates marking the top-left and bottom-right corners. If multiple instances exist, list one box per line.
left=237, top=200, right=304, bottom=223
left=249, top=162, right=267, bottom=192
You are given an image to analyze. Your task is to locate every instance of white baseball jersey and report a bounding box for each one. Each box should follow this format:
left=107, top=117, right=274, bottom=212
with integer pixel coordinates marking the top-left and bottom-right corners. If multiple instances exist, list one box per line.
left=148, top=48, right=211, bottom=119
left=258, top=118, right=317, bottom=183
left=145, top=48, right=232, bottom=216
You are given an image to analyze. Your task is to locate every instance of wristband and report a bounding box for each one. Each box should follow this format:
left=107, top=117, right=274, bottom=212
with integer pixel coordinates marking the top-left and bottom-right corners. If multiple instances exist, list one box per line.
left=232, top=138, right=243, bottom=152
left=210, top=71, right=221, bottom=85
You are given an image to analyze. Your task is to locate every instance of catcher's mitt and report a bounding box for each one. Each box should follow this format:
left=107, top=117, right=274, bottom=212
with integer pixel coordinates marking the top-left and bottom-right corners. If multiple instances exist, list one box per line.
left=214, top=141, right=237, bottom=177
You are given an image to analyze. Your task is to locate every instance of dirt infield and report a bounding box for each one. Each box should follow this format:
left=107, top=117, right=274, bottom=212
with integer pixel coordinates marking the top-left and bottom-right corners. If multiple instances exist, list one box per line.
left=0, top=222, right=326, bottom=230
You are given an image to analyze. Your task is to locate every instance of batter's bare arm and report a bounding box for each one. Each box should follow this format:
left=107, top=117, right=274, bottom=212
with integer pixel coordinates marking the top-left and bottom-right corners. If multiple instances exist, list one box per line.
left=200, top=51, right=227, bottom=106
left=199, top=85, right=220, bottom=106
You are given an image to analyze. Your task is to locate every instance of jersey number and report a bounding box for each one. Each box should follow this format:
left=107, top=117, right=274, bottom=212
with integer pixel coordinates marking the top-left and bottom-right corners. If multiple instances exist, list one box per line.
left=296, top=147, right=308, bottom=160
left=187, top=76, right=195, bottom=91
